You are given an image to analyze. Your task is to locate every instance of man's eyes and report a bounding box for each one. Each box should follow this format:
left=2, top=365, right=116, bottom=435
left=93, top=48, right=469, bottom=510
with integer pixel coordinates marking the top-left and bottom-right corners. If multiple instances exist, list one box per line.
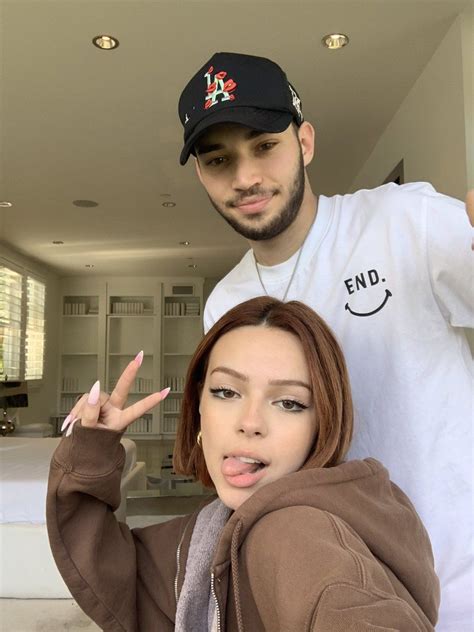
left=205, top=156, right=228, bottom=167
left=257, top=141, right=278, bottom=152
left=204, top=142, right=278, bottom=167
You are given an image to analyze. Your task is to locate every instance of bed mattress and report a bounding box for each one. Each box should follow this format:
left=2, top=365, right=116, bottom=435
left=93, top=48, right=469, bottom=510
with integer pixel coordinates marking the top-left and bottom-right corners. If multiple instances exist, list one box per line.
left=0, top=436, right=137, bottom=523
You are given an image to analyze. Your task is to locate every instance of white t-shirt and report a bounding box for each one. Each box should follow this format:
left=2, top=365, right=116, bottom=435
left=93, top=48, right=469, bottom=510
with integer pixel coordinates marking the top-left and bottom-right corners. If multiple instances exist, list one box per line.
left=204, top=182, right=473, bottom=631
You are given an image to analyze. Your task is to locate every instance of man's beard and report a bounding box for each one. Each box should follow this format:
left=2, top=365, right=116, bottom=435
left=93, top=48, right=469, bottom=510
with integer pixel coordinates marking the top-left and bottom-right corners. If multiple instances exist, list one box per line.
left=207, top=151, right=305, bottom=241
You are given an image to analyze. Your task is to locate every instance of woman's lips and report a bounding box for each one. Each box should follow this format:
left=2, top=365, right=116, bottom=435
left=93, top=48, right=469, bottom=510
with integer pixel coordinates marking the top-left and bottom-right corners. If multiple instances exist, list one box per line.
left=234, top=195, right=273, bottom=214
left=221, top=456, right=268, bottom=488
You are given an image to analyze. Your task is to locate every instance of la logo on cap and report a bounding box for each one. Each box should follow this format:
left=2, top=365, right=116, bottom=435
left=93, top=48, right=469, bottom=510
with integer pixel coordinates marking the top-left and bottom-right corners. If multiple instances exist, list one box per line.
left=204, top=65, right=237, bottom=110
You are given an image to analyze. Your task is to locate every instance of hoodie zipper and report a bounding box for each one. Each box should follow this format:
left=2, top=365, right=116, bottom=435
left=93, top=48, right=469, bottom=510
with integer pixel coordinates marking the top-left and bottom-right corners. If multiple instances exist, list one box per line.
left=174, top=522, right=190, bottom=603
left=210, top=571, right=221, bottom=632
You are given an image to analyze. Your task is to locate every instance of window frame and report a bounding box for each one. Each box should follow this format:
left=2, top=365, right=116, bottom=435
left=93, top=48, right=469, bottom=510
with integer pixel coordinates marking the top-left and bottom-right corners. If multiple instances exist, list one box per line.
left=0, top=258, right=47, bottom=385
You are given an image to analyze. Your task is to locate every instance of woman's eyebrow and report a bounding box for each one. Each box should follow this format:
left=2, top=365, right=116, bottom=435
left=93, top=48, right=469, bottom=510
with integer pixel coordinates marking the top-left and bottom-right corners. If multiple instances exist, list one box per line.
left=210, top=366, right=248, bottom=381
left=269, top=379, right=312, bottom=391
left=209, top=368, right=311, bottom=391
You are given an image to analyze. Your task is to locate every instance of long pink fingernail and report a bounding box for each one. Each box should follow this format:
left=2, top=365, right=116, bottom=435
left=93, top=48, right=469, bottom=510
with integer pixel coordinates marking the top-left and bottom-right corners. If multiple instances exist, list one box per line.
left=61, top=414, right=72, bottom=431
left=87, top=380, right=100, bottom=406
left=134, top=350, right=144, bottom=367
left=66, top=418, right=79, bottom=437
left=159, top=387, right=171, bottom=399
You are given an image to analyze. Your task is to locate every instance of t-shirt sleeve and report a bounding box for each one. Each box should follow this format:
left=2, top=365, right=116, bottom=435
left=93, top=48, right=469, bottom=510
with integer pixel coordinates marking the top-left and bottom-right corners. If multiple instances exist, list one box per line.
left=425, top=192, right=474, bottom=329
left=203, top=295, right=216, bottom=334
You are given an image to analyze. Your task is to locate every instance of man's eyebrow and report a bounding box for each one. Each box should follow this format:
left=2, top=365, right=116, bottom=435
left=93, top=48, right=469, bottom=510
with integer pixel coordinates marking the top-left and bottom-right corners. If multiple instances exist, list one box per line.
left=195, top=130, right=266, bottom=156
left=245, top=129, right=265, bottom=140
left=210, top=366, right=248, bottom=381
left=195, top=142, right=225, bottom=156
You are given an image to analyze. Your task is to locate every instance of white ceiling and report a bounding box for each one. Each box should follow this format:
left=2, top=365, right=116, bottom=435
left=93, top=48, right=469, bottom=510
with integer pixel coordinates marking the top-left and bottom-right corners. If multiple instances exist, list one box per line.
left=0, top=0, right=469, bottom=278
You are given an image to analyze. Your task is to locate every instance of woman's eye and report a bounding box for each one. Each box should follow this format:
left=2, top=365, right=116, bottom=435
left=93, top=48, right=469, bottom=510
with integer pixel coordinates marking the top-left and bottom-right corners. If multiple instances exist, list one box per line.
left=210, top=387, right=238, bottom=399
left=276, top=399, right=307, bottom=412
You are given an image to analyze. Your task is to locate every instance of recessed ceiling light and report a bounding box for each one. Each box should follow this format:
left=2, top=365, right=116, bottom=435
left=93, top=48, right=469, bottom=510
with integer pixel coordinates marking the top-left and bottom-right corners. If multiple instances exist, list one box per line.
left=188, top=264, right=197, bottom=269
left=85, top=264, right=95, bottom=268
left=52, top=240, right=64, bottom=245
left=322, top=33, right=349, bottom=50
left=179, top=241, right=190, bottom=246
left=73, top=199, right=99, bottom=208
left=92, top=35, right=119, bottom=50
left=162, top=202, right=176, bottom=208
left=0, top=201, right=13, bottom=207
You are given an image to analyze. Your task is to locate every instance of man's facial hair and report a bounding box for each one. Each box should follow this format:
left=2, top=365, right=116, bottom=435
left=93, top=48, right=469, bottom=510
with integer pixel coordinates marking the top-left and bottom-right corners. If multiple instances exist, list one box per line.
left=208, top=150, right=305, bottom=241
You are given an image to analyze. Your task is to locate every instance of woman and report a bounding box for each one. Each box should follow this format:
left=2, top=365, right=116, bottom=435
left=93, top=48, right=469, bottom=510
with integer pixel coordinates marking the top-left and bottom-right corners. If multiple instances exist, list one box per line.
left=47, top=297, right=439, bottom=631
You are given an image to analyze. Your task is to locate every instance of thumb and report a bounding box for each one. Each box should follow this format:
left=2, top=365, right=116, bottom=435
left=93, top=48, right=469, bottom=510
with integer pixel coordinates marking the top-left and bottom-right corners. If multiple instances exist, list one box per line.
left=81, top=380, right=101, bottom=428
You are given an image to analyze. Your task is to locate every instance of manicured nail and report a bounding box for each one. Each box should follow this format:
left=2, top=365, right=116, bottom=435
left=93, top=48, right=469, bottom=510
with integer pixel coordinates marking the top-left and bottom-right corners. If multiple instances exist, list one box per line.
left=159, top=387, right=171, bottom=399
left=66, top=418, right=79, bottom=437
left=134, top=350, right=144, bottom=367
left=61, top=414, right=72, bottom=431
left=87, top=380, right=100, bottom=406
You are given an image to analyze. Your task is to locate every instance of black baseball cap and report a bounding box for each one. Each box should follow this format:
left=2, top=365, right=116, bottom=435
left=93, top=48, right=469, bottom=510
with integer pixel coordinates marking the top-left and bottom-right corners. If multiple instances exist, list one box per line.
left=178, top=52, right=304, bottom=165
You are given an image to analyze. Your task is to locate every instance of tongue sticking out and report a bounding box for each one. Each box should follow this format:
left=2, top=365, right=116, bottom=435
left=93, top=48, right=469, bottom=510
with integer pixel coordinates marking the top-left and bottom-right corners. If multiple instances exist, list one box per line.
left=222, top=457, right=261, bottom=477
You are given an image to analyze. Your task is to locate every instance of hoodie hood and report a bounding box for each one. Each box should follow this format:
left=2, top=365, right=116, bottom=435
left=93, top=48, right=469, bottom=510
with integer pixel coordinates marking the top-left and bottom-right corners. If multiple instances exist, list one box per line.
left=213, top=458, right=439, bottom=625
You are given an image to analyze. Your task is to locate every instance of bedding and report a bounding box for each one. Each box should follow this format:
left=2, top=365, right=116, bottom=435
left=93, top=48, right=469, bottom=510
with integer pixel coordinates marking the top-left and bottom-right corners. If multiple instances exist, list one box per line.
left=0, top=436, right=146, bottom=598
left=0, top=437, right=137, bottom=523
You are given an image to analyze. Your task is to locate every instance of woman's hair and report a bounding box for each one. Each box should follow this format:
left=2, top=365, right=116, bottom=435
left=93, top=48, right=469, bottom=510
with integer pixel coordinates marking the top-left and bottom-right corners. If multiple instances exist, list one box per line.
left=174, top=296, right=353, bottom=487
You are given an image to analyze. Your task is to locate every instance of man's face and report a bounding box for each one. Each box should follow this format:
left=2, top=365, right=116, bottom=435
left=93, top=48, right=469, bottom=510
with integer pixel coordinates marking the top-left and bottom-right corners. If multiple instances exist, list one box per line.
left=194, top=122, right=308, bottom=241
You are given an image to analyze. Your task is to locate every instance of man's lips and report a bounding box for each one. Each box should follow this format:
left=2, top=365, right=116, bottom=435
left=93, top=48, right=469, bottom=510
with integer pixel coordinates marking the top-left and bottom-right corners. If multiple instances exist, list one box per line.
left=233, top=195, right=274, bottom=214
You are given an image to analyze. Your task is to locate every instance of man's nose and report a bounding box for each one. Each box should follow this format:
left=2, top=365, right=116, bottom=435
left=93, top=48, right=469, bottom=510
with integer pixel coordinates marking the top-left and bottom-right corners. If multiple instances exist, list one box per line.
left=231, top=158, right=263, bottom=192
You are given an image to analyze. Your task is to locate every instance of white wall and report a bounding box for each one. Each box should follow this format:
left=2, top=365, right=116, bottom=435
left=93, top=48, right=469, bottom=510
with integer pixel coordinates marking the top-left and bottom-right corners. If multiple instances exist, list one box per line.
left=461, top=4, right=473, bottom=189
left=0, top=243, right=60, bottom=425
left=350, top=9, right=473, bottom=350
left=350, top=10, right=471, bottom=200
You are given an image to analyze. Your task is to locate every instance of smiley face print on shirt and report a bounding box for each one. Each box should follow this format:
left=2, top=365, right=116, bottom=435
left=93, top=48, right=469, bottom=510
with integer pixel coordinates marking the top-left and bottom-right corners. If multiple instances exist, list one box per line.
left=344, top=269, right=392, bottom=317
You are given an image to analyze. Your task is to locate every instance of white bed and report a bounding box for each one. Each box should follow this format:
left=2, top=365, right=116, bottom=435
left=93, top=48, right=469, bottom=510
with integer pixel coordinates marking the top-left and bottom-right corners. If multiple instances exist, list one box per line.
left=0, top=436, right=146, bottom=598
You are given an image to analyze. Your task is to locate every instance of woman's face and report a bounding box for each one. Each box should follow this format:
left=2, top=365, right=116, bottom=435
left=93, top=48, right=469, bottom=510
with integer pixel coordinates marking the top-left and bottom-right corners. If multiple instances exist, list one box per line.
left=199, top=325, right=317, bottom=510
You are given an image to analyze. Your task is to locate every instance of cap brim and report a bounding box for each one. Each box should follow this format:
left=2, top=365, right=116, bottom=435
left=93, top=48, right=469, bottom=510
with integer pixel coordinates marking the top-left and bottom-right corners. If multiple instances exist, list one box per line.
left=179, top=107, right=293, bottom=165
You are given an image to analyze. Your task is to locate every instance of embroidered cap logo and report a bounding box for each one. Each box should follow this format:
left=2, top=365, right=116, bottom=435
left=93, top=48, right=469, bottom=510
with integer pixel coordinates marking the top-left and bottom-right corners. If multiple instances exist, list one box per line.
left=204, top=65, right=237, bottom=109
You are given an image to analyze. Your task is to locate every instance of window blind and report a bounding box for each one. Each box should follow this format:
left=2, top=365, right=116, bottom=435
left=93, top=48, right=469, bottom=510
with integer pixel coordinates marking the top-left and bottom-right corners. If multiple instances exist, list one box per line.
left=0, top=266, right=23, bottom=380
left=0, top=263, right=46, bottom=381
left=25, top=276, right=46, bottom=380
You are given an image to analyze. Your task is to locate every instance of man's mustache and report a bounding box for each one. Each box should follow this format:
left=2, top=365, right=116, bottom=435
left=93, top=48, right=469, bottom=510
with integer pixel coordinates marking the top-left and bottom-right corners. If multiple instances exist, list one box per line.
left=226, top=187, right=279, bottom=208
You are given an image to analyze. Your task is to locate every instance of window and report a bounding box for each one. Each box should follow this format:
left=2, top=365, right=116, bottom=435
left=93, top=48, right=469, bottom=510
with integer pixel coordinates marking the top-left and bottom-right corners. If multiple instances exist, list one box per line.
left=0, top=262, right=46, bottom=382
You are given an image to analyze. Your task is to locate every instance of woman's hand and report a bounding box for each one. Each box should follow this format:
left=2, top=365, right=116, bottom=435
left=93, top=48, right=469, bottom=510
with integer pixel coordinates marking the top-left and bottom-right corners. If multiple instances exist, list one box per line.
left=61, top=350, right=170, bottom=436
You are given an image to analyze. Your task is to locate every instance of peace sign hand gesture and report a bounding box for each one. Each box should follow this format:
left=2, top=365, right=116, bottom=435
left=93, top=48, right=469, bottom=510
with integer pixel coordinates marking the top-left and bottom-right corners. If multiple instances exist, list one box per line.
left=61, top=350, right=170, bottom=436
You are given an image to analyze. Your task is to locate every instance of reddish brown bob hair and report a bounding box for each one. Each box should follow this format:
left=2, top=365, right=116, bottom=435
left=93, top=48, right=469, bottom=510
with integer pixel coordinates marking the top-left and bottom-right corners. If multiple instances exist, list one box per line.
left=174, top=296, right=353, bottom=488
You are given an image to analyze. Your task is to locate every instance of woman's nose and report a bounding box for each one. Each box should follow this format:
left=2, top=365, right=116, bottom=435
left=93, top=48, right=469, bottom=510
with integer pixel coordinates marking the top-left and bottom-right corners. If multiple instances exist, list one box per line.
left=237, top=401, right=267, bottom=437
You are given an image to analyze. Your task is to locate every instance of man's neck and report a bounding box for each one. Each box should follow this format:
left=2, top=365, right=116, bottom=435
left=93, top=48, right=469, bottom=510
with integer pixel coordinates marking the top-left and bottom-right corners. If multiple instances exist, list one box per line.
left=250, top=189, right=318, bottom=267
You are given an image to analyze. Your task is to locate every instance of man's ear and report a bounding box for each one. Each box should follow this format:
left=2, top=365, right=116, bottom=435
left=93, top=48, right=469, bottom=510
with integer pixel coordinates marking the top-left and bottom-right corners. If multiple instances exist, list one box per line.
left=195, top=156, right=204, bottom=185
left=298, top=121, right=315, bottom=167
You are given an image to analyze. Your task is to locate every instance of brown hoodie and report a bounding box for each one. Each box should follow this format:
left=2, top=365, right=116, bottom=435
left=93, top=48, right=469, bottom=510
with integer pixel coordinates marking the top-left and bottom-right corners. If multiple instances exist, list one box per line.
left=47, top=423, right=439, bottom=631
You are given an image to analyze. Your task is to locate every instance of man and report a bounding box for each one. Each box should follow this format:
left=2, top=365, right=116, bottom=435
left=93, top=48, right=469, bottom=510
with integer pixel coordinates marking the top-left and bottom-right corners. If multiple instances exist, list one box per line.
left=178, top=52, right=473, bottom=630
